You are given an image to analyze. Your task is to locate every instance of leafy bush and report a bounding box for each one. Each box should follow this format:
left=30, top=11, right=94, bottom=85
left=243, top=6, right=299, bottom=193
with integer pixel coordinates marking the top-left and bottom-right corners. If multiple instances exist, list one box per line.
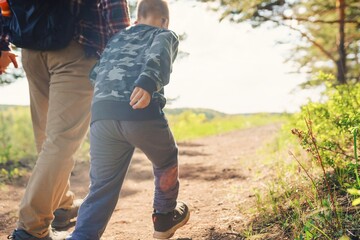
left=289, top=79, right=360, bottom=239
left=247, top=74, right=360, bottom=239
left=290, top=76, right=360, bottom=186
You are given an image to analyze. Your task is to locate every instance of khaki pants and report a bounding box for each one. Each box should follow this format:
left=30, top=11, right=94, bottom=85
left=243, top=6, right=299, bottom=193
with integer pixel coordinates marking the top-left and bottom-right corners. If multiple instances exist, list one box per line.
left=18, top=41, right=96, bottom=238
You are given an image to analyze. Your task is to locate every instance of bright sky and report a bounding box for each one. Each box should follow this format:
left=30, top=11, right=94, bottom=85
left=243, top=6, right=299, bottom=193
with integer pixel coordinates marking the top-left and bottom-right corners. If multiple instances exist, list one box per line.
left=0, top=0, right=322, bottom=114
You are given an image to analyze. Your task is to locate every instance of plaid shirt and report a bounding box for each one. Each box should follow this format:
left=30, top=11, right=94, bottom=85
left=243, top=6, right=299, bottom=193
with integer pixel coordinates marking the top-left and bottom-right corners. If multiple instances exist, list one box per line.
left=0, top=0, right=130, bottom=57
left=71, top=0, right=131, bottom=57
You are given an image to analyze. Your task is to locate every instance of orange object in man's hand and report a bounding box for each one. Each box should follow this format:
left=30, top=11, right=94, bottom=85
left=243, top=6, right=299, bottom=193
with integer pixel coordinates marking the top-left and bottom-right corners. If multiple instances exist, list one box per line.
left=0, top=0, right=11, bottom=17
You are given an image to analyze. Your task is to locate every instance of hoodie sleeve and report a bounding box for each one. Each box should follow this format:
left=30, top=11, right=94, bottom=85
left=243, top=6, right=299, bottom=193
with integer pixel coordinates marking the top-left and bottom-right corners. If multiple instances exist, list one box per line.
left=134, top=30, right=179, bottom=94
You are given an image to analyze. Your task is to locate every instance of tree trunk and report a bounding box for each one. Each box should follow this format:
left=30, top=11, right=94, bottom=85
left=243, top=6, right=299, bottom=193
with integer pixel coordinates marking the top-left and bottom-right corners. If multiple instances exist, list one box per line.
left=337, top=0, right=347, bottom=84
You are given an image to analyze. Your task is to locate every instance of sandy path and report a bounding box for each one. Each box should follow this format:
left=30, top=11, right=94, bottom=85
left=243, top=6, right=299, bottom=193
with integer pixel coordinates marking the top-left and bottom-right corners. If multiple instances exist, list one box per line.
left=0, top=123, right=281, bottom=240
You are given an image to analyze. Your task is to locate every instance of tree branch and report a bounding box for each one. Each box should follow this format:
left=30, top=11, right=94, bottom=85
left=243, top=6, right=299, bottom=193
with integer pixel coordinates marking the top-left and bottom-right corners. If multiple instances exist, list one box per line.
left=259, top=15, right=337, bottom=64
left=282, top=16, right=359, bottom=25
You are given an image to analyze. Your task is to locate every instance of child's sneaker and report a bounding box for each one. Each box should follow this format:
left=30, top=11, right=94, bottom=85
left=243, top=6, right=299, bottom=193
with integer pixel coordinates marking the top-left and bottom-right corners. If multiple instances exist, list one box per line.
left=52, top=199, right=83, bottom=229
left=152, top=201, right=190, bottom=239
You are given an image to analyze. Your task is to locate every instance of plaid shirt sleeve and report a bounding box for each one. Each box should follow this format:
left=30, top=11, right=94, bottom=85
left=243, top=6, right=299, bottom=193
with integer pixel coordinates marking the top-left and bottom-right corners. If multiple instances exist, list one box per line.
left=100, top=0, right=130, bottom=37
left=72, top=0, right=130, bottom=57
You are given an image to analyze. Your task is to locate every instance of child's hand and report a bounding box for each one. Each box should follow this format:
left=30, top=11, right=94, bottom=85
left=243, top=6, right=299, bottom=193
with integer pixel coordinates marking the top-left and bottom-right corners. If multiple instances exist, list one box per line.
left=130, top=87, right=151, bottom=109
left=0, top=51, right=18, bottom=74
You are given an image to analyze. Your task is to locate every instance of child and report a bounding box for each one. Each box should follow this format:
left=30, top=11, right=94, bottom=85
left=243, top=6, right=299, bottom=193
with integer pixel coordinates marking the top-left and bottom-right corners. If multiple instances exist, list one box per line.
left=66, top=0, right=189, bottom=239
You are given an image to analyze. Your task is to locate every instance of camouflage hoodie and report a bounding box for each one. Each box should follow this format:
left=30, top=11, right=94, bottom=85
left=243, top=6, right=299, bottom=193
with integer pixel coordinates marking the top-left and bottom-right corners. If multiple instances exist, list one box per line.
left=90, top=24, right=179, bottom=122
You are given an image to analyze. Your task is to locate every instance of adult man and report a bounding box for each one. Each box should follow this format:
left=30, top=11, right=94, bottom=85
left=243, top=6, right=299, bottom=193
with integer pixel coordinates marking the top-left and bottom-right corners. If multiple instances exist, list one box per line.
left=1, top=1, right=130, bottom=239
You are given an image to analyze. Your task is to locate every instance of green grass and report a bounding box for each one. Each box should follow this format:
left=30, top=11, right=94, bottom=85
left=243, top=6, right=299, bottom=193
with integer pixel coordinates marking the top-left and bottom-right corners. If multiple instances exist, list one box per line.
left=0, top=105, right=287, bottom=181
left=166, top=109, right=288, bottom=141
left=0, top=105, right=36, bottom=181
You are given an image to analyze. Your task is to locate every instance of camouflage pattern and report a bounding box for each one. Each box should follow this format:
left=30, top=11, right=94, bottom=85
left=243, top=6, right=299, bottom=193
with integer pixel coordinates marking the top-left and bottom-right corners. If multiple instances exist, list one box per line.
left=90, top=24, right=179, bottom=111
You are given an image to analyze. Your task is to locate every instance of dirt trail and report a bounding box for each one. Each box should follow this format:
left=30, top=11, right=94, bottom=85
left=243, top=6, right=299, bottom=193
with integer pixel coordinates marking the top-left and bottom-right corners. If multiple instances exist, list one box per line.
left=0, top=123, right=281, bottom=240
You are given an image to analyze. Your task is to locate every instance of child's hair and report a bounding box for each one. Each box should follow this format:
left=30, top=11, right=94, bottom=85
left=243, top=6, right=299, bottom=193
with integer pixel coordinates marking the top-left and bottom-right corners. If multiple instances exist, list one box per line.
left=137, top=0, right=169, bottom=20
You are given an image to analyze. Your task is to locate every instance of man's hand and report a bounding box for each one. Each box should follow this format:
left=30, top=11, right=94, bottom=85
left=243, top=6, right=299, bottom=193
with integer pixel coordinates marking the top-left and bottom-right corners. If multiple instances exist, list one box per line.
left=0, top=51, right=18, bottom=74
left=130, top=87, right=151, bottom=109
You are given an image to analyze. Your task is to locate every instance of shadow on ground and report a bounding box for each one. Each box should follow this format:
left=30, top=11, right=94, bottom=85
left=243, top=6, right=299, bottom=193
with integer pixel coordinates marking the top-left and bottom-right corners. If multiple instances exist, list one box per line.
left=180, top=163, right=247, bottom=181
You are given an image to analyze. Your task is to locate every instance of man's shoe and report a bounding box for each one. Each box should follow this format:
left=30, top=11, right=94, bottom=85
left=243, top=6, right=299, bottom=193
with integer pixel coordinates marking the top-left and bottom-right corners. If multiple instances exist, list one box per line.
left=52, top=199, right=83, bottom=229
left=152, top=201, right=190, bottom=239
left=7, top=229, right=69, bottom=240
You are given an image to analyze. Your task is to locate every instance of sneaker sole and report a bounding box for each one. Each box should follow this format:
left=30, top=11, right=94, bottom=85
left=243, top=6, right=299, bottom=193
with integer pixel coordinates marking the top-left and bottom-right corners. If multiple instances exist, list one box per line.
left=153, top=210, right=190, bottom=239
left=52, top=219, right=72, bottom=229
